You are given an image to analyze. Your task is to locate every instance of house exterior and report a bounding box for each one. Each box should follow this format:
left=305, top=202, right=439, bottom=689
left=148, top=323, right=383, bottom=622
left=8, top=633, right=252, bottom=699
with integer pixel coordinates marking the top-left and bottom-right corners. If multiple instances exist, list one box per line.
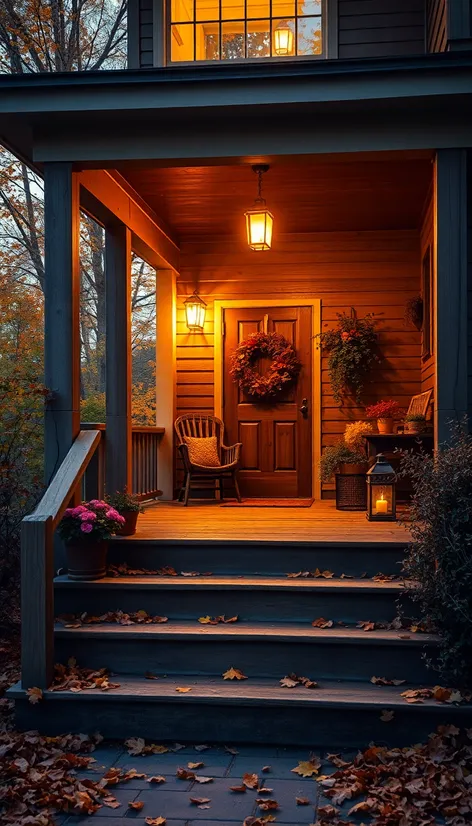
left=3, top=0, right=472, bottom=742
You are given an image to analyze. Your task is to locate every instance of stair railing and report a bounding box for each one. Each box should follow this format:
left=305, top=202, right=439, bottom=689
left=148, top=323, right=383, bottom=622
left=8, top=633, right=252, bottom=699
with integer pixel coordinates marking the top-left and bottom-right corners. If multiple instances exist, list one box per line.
left=21, top=429, right=102, bottom=690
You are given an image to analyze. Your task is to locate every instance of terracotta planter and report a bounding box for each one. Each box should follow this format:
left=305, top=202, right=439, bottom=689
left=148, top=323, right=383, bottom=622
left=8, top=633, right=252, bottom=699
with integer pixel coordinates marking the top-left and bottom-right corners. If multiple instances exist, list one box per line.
left=116, top=509, right=139, bottom=537
left=405, top=421, right=426, bottom=435
left=66, top=540, right=108, bottom=581
left=338, top=462, right=368, bottom=475
left=377, top=418, right=394, bottom=434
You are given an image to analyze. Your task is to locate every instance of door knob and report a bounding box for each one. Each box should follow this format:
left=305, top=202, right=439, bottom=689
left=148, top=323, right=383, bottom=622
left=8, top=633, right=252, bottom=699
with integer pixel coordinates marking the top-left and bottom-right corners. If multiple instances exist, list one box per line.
left=299, top=398, right=308, bottom=418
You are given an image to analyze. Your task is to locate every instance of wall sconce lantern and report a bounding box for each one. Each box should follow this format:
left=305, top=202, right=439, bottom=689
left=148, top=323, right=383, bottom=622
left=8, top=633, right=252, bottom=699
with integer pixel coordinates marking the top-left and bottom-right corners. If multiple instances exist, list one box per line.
left=274, top=21, right=294, bottom=56
left=184, top=290, right=207, bottom=332
left=366, top=454, right=397, bottom=522
left=244, top=164, right=274, bottom=251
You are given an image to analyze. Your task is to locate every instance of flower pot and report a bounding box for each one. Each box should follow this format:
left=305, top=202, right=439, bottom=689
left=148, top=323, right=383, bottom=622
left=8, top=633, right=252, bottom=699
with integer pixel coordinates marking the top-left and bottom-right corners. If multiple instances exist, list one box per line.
left=405, top=421, right=426, bottom=435
left=377, top=418, right=394, bottom=434
left=338, top=462, right=368, bottom=475
left=116, top=509, right=139, bottom=537
left=66, top=540, right=108, bottom=581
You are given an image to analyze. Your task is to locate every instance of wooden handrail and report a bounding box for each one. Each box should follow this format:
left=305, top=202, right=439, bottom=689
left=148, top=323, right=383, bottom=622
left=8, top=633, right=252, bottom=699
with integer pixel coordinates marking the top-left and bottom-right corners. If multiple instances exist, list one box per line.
left=21, top=429, right=102, bottom=690
left=30, top=430, right=101, bottom=531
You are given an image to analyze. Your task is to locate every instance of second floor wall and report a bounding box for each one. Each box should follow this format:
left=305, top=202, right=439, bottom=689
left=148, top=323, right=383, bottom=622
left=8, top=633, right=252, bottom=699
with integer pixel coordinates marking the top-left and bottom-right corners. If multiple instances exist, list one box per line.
left=128, top=0, right=471, bottom=69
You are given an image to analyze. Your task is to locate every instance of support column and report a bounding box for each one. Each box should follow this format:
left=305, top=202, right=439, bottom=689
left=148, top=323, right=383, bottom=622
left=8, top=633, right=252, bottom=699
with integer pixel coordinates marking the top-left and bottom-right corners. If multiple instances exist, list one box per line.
left=44, top=163, right=81, bottom=485
left=434, top=149, right=469, bottom=446
left=155, top=269, right=177, bottom=499
left=106, top=223, right=132, bottom=493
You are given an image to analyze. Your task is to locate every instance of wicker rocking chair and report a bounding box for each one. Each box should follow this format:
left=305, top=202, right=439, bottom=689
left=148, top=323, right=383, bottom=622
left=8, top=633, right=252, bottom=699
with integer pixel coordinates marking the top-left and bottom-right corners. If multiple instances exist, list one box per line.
left=174, top=414, right=242, bottom=506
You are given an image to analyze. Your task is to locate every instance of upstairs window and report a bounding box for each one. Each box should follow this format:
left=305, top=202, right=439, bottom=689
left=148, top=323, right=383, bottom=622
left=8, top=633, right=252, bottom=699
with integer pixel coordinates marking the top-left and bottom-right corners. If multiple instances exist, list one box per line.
left=169, top=0, right=323, bottom=62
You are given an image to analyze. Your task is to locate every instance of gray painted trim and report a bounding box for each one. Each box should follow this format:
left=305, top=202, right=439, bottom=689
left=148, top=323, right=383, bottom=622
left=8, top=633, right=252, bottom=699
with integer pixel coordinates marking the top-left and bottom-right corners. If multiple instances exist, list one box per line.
left=447, top=0, right=471, bottom=43
left=434, top=149, right=469, bottom=445
left=127, top=0, right=141, bottom=69
left=153, top=0, right=166, bottom=67
left=327, top=0, right=339, bottom=60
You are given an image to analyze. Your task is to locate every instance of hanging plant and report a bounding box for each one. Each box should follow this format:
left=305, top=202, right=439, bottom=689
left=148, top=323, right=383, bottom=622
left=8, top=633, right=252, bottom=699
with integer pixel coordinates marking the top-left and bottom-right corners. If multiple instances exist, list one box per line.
left=315, top=311, right=380, bottom=405
left=230, top=331, right=301, bottom=401
left=404, top=295, right=423, bottom=330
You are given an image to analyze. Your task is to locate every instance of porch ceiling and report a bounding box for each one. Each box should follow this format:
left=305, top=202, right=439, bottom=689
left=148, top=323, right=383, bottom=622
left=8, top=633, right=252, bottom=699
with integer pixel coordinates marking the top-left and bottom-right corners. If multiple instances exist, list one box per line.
left=119, top=154, right=432, bottom=241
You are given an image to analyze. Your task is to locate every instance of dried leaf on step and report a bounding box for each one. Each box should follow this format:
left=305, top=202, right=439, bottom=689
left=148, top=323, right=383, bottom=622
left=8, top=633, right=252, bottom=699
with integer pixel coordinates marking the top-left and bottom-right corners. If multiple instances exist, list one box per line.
left=296, top=797, right=310, bottom=805
left=176, top=768, right=195, bottom=780
left=312, top=617, right=334, bottom=628
left=371, top=676, right=406, bottom=686
left=147, top=776, right=166, bottom=784
left=125, top=737, right=146, bottom=755
left=243, top=772, right=259, bottom=789
left=103, top=795, right=121, bottom=808
left=357, top=620, right=376, bottom=631
left=188, top=761, right=204, bottom=769
left=261, top=765, right=271, bottom=772
left=223, top=667, right=247, bottom=680
left=257, top=798, right=279, bottom=810
left=280, top=675, right=299, bottom=688
left=194, top=744, right=209, bottom=751
left=194, top=775, right=213, bottom=784
left=27, top=686, right=43, bottom=704
left=198, top=616, right=215, bottom=624
left=145, top=818, right=166, bottom=826
left=318, top=805, right=339, bottom=819
left=225, top=745, right=239, bottom=754
left=230, top=784, right=247, bottom=792
left=291, top=758, right=321, bottom=777
left=128, top=801, right=145, bottom=811
left=380, top=709, right=395, bottom=722
left=145, top=672, right=159, bottom=680
left=175, top=686, right=192, bottom=693
left=190, top=797, right=211, bottom=805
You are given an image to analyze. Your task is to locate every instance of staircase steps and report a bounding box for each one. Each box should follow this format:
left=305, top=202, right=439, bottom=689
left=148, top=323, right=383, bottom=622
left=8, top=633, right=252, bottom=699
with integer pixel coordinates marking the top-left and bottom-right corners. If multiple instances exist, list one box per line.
left=12, top=536, right=471, bottom=746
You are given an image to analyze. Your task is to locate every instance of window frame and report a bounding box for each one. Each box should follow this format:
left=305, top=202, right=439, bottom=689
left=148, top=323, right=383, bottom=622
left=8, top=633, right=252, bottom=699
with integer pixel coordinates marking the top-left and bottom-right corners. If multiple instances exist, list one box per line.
left=165, top=0, right=338, bottom=65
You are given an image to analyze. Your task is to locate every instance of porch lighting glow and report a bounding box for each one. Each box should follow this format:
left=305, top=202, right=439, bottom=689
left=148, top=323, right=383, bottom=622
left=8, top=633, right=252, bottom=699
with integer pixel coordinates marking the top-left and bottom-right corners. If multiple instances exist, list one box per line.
left=366, top=454, right=397, bottom=522
left=184, top=290, right=207, bottom=332
left=274, top=21, right=294, bottom=56
left=245, top=165, right=274, bottom=251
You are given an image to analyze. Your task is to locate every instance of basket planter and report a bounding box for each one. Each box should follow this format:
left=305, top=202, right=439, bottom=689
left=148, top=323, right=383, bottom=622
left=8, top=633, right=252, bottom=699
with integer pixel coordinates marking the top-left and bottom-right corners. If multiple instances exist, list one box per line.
left=66, top=540, right=108, bottom=581
left=377, top=418, right=394, bottom=434
left=115, top=509, right=139, bottom=537
left=339, top=462, right=368, bottom=475
left=405, top=421, right=426, bottom=435
left=335, top=471, right=367, bottom=511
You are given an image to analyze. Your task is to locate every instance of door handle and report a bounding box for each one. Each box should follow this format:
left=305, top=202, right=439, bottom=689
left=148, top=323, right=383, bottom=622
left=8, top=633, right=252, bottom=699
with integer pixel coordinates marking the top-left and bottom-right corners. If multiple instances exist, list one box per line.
left=299, top=398, right=308, bottom=418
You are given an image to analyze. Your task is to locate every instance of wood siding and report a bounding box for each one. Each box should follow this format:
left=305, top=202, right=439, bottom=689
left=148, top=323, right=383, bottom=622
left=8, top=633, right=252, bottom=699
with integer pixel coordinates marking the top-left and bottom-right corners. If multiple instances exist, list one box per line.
left=175, top=230, right=422, bottom=495
left=426, top=0, right=447, bottom=52
left=468, top=152, right=472, bottom=426
left=420, top=190, right=435, bottom=402
left=337, top=0, right=426, bottom=59
left=139, top=0, right=154, bottom=67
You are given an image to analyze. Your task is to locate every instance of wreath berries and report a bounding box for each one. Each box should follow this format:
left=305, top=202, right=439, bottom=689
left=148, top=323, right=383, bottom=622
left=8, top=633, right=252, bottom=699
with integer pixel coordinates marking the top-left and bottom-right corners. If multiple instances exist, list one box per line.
left=230, top=331, right=301, bottom=400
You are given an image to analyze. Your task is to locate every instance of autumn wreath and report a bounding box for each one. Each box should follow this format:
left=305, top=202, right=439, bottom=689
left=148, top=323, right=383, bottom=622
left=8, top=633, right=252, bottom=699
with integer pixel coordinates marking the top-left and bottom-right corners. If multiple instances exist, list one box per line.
left=230, top=331, right=301, bottom=400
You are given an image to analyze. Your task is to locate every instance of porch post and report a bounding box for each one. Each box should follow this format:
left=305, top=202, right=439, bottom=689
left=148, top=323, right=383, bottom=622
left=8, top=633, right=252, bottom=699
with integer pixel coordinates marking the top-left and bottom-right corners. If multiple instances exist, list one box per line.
left=155, top=269, right=177, bottom=499
left=434, top=149, right=469, bottom=446
left=43, top=163, right=81, bottom=484
left=105, top=223, right=132, bottom=492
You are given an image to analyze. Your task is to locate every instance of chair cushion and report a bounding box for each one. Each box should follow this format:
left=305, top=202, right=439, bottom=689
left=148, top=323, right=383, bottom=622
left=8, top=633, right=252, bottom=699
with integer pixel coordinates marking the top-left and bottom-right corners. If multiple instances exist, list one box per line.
left=183, top=435, right=221, bottom=467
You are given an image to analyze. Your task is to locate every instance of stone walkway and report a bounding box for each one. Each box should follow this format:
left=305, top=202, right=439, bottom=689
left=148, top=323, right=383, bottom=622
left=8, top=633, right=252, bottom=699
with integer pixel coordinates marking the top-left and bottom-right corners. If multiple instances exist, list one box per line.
left=60, top=742, right=334, bottom=825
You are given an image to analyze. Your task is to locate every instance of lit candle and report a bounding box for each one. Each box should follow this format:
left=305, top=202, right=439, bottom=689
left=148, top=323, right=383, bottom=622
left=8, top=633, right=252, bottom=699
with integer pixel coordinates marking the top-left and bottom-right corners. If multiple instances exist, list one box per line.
left=376, top=494, right=388, bottom=514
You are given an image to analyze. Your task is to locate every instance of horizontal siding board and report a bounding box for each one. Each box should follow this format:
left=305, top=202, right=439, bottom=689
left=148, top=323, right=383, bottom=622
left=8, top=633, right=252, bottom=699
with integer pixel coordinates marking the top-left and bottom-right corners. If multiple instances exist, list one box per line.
left=339, top=40, right=425, bottom=58
left=340, top=12, right=424, bottom=29
left=339, top=26, right=425, bottom=45
left=339, top=0, right=423, bottom=13
left=338, top=0, right=425, bottom=59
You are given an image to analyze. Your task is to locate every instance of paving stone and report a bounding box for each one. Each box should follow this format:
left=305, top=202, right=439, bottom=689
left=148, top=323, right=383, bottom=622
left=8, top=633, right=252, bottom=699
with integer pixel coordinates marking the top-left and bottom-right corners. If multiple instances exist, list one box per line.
left=115, top=751, right=233, bottom=778
left=228, top=755, right=316, bottom=779
left=135, top=778, right=256, bottom=821
left=64, top=819, right=186, bottom=825
left=250, top=777, right=319, bottom=824
left=65, top=788, right=141, bottom=817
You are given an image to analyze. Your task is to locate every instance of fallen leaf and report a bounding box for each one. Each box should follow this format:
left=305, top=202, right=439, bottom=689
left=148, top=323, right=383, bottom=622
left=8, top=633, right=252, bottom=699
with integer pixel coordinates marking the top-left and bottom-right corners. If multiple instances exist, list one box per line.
left=190, top=797, right=211, bottom=805
left=103, top=795, right=121, bottom=808
left=145, top=818, right=166, bottom=826
left=198, top=615, right=214, bottom=624
left=145, top=672, right=159, bottom=680
left=230, top=784, right=247, bottom=792
left=318, top=805, right=339, bottom=818
left=243, top=772, right=259, bottom=789
left=125, top=737, right=146, bottom=755
left=357, top=620, right=376, bottom=632
left=371, top=676, right=406, bottom=686
left=257, top=786, right=273, bottom=793
left=128, top=801, right=145, bottom=811
left=380, top=709, right=395, bottom=722
left=176, top=687, right=192, bottom=693
left=27, top=686, right=43, bottom=704
left=194, top=744, right=209, bottom=751
left=188, top=761, right=204, bottom=769
left=261, top=765, right=271, bottom=772
left=296, top=796, right=310, bottom=805
left=147, top=776, right=166, bottom=784
left=312, top=617, right=334, bottom=628
left=280, top=676, right=299, bottom=688
left=257, top=798, right=279, bottom=810
left=194, top=775, right=213, bottom=784
left=291, top=758, right=321, bottom=777
left=225, top=745, right=239, bottom=755
left=223, top=667, right=247, bottom=680
left=176, top=768, right=195, bottom=780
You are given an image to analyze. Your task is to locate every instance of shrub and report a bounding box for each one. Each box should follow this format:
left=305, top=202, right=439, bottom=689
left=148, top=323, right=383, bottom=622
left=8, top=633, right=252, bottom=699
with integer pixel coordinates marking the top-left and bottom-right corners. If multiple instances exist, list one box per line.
left=320, top=441, right=366, bottom=483
left=365, top=400, right=403, bottom=419
left=105, top=489, right=144, bottom=514
left=399, top=424, right=472, bottom=686
left=405, top=413, right=426, bottom=423
left=344, top=420, right=374, bottom=453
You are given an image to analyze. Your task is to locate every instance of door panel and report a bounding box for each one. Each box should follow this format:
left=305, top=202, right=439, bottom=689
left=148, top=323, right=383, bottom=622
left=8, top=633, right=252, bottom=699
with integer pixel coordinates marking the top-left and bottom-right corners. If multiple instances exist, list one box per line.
left=223, top=306, right=312, bottom=498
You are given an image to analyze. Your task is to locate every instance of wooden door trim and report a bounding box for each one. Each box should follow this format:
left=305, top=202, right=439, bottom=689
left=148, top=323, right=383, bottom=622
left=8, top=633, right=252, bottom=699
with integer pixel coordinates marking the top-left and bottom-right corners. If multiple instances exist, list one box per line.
left=214, top=298, right=321, bottom=500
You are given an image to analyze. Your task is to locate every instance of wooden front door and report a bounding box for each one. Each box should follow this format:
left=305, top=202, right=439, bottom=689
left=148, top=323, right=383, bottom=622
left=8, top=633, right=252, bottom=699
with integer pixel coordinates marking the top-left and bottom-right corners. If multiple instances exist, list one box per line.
left=223, top=306, right=313, bottom=498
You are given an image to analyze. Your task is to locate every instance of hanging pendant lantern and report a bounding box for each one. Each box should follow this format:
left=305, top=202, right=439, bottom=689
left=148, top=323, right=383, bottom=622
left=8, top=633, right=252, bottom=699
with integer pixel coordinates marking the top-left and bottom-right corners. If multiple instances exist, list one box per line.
left=244, top=164, right=274, bottom=251
left=184, top=290, right=207, bottom=332
left=274, top=21, right=294, bottom=56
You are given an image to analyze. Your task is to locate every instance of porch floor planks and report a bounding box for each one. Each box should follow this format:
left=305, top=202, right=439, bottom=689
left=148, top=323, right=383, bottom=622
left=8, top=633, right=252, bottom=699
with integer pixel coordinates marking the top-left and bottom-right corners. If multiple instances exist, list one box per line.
left=130, top=500, right=410, bottom=544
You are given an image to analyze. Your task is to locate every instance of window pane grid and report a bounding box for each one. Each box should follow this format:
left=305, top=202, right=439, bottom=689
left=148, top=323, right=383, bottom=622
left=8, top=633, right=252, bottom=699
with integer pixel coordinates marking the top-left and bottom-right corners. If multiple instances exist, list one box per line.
left=170, top=0, right=322, bottom=61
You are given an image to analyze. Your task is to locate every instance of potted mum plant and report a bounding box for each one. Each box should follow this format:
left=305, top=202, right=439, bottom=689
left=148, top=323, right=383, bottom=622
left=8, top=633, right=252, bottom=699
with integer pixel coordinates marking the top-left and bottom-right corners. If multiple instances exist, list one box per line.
left=320, top=422, right=372, bottom=510
left=365, top=400, right=403, bottom=434
left=404, top=412, right=427, bottom=435
left=58, top=500, right=125, bottom=581
left=105, top=489, right=144, bottom=536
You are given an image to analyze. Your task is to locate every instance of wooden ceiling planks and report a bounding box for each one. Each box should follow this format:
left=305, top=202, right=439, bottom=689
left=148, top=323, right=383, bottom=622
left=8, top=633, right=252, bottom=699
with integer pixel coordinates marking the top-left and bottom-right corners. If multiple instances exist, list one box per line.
left=120, top=157, right=432, bottom=240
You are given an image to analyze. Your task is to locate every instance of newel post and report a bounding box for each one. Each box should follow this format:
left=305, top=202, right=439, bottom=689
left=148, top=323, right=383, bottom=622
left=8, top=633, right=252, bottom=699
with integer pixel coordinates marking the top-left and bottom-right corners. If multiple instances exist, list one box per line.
left=21, top=516, right=54, bottom=689
left=434, top=149, right=469, bottom=446
left=105, top=223, right=132, bottom=493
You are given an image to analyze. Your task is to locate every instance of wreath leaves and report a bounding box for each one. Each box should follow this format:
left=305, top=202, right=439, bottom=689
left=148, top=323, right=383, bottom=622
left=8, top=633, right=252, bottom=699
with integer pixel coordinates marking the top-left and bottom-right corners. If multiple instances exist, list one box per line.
left=230, top=332, right=301, bottom=400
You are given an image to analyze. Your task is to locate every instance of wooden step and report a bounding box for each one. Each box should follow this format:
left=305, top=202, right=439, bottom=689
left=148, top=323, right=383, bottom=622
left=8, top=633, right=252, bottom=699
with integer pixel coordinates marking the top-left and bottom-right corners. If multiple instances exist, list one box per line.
left=108, top=538, right=407, bottom=577
left=54, top=575, right=413, bottom=624
left=10, top=675, right=471, bottom=748
left=54, top=621, right=436, bottom=683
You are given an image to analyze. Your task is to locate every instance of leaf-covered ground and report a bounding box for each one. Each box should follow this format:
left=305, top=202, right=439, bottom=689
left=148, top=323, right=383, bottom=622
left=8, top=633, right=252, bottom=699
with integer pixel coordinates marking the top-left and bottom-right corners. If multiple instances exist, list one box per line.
left=1, top=725, right=472, bottom=825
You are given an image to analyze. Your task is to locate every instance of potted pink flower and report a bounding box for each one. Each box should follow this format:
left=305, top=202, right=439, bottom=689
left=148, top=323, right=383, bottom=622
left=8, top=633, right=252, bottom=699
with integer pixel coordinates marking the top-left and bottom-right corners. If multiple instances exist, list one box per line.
left=365, top=400, right=404, bottom=434
left=105, top=489, right=144, bottom=537
left=58, top=500, right=125, bottom=581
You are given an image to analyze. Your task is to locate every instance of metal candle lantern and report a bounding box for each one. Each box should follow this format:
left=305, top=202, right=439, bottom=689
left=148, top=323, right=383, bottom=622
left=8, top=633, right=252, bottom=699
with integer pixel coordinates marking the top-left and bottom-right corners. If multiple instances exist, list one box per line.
left=366, top=453, right=397, bottom=521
